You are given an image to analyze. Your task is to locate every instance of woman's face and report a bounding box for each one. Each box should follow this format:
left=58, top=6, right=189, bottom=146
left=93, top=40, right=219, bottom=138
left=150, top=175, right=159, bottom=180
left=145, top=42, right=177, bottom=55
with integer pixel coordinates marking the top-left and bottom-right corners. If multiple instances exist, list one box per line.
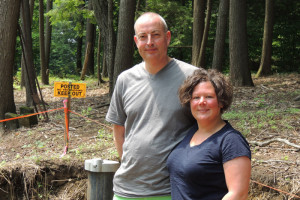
left=190, top=81, right=223, bottom=124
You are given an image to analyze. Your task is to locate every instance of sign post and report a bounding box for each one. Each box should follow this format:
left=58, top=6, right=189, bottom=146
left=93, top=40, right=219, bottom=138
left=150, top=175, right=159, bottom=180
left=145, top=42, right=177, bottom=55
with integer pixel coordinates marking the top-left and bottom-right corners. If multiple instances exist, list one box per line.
left=54, top=82, right=86, bottom=155
left=54, top=82, right=86, bottom=98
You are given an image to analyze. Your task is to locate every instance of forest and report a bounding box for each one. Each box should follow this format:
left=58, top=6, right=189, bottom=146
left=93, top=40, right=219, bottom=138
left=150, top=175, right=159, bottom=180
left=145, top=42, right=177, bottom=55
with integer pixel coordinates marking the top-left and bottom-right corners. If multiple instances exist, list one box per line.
left=0, top=0, right=299, bottom=199
left=0, top=0, right=299, bottom=117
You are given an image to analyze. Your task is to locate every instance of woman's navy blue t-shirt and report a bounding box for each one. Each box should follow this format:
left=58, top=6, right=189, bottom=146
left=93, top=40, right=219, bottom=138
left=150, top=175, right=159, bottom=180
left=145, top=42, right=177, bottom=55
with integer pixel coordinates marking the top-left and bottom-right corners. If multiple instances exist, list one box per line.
left=166, top=121, right=251, bottom=200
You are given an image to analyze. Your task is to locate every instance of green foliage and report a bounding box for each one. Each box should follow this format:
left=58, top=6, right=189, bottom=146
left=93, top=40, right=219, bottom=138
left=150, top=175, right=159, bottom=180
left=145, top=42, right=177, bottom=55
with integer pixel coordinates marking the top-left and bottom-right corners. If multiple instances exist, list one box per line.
left=247, top=0, right=300, bottom=73
left=272, top=0, right=300, bottom=72
left=49, top=21, right=79, bottom=76
left=81, top=106, right=92, bottom=116
left=13, top=0, right=300, bottom=78
left=47, top=0, right=95, bottom=36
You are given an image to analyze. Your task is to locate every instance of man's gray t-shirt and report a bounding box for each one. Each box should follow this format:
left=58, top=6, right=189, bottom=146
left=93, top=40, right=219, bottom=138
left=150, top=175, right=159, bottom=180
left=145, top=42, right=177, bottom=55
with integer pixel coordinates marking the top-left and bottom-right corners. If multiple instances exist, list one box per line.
left=106, top=59, right=197, bottom=197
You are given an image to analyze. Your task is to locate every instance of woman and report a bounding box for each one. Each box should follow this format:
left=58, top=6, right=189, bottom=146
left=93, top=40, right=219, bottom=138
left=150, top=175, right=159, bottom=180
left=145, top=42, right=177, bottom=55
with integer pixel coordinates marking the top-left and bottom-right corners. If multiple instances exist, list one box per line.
left=167, top=69, right=251, bottom=200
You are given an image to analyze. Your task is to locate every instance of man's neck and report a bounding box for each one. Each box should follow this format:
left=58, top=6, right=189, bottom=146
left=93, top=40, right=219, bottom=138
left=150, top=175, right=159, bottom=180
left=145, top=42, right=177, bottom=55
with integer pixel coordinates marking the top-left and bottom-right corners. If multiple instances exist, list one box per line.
left=145, top=57, right=172, bottom=75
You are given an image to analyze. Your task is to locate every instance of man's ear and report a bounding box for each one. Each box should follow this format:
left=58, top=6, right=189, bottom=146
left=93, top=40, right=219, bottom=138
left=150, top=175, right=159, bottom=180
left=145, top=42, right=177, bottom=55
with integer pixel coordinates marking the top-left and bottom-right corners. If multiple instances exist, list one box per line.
left=166, top=31, right=171, bottom=46
left=134, top=35, right=139, bottom=47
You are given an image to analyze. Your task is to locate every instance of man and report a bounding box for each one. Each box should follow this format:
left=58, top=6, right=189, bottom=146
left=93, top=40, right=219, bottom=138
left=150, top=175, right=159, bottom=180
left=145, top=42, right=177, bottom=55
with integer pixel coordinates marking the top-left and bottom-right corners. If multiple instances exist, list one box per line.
left=106, top=12, right=197, bottom=200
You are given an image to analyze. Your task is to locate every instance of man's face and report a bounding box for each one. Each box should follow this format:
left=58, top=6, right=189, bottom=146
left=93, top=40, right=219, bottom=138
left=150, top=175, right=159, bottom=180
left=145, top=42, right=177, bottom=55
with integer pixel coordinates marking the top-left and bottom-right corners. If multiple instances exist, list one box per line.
left=134, top=16, right=171, bottom=63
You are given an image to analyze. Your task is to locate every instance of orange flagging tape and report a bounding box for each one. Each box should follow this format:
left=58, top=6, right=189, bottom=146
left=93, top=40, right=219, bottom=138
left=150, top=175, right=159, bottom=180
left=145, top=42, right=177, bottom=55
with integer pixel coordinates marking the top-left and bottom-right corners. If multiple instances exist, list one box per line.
left=251, top=180, right=300, bottom=199
left=68, top=110, right=113, bottom=131
left=0, top=107, right=65, bottom=123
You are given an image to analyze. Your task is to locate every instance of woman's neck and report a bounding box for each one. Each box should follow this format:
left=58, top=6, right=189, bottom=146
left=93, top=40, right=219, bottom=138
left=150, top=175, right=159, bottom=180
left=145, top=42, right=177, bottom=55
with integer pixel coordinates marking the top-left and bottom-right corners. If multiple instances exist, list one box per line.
left=196, top=117, right=226, bottom=136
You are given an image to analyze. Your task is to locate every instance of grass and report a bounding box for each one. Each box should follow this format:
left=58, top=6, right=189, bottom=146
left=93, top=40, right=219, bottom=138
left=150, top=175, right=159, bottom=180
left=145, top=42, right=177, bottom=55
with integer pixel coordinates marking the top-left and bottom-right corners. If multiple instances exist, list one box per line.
left=223, top=104, right=299, bottom=137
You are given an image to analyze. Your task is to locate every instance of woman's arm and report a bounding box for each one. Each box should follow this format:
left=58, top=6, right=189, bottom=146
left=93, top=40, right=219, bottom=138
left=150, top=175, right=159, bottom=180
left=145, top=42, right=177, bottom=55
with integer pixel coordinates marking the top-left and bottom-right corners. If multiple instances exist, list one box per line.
left=222, top=156, right=251, bottom=200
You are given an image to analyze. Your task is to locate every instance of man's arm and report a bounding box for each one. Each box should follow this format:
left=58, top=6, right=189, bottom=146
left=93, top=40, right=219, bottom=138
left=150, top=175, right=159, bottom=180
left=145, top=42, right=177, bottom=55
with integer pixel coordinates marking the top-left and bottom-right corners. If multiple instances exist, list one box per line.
left=113, top=124, right=125, bottom=160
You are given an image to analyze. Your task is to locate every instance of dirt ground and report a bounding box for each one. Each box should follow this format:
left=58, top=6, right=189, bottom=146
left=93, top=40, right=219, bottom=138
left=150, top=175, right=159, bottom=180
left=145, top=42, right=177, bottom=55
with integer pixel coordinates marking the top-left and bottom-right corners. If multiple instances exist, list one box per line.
left=0, top=73, right=299, bottom=200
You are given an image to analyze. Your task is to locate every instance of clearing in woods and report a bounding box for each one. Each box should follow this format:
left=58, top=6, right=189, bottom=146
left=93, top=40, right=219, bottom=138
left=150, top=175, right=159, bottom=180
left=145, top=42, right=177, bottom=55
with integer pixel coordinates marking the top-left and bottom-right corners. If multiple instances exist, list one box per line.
left=0, top=73, right=299, bottom=199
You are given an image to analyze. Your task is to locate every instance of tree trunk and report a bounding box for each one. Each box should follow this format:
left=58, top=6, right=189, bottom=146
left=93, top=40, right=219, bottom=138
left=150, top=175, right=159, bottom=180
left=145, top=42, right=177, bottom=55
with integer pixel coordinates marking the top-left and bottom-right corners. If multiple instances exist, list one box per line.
left=0, top=0, right=20, bottom=124
left=212, top=0, right=229, bottom=71
left=39, top=0, right=47, bottom=84
left=21, top=0, right=35, bottom=88
left=113, top=0, right=136, bottom=88
left=92, top=0, right=116, bottom=95
left=84, top=0, right=96, bottom=76
left=107, top=0, right=116, bottom=96
left=256, top=0, right=274, bottom=77
left=81, top=42, right=92, bottom=80
left=191, top=0, right=206, bottom=66
left=102, top=52, right=108, bottom=77
left=229, top=0, right=254, bottom=86
left=97, top=31, right=105, bottom=85
left=44, top=0, right=53, bottom=84
left=197, top=0, right=212, bottom=68
left=20, top=0, right=39, bottom=106
left=76, top=3, right=85, bottom=74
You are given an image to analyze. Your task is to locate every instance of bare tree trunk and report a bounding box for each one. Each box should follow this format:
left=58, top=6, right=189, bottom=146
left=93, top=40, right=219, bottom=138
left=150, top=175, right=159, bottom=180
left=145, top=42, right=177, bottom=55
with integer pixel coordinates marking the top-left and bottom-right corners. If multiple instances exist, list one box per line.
left=39, top=0, right=47, bottom=84
left=197, top=0, right=212, bottom=68
left=20, top=0, right=39, bottom=106
left=192, top=0, right=206, bottom=66
left=92, top=0, right=116, bottom=95
left=102, top=52, right=108, bottom=77
left=256, top=0, right=274, bottom=77
left=84, top=0, right=96, bottom=76
left=107, top=0, right=116, bottom=97
left=113, top=0, right=136, bottom=88
left=21, top=0, right=35, bottom=88
left=229, top=0, right=254, bottom=86
left=212, top=0, right=229, bottom=71
left=97, top=31, right=105, bottom=85
left=0, top=0, right=20, bottom=124
left=81, top=42, right=92, bottom=80
left=76, top=4, right=85, bottom=74
left=44, top=0, right=53, bottom=84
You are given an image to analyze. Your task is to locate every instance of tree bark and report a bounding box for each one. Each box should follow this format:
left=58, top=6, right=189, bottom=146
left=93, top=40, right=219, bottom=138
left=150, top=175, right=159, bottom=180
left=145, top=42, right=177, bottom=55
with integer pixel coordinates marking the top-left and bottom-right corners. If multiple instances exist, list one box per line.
left=92, top=0, right=116, bottom=96
left=44, top=0, right=53, bottom=84
left=113, top=0, right=136, bottom=88
left=212, top=0, right=229, bottom=71
left=20, top=0, right=39, bottom=106
left=191, top=0, right=206, bottom=66
left=84, top=0, right=96, bottom=76
left=107, top=0, right=116, bottom=97
left=197, top=0, right=212, bottom=68
left=97, top=31, right=105, bottom=85
left=256, top=0, right=274, bottom=77
left=21, top=0, right=35, bottom=88
left=81, top=42, right=92, bottom=80
left=0, top=0, right=20, bottom=124
left=39, top=0, right=47, bottom=84
left=229, top=0, right=254, bottom=86
left=102, top=52, right=108, bottom=77
left=76, top=3, right=85, bottom=74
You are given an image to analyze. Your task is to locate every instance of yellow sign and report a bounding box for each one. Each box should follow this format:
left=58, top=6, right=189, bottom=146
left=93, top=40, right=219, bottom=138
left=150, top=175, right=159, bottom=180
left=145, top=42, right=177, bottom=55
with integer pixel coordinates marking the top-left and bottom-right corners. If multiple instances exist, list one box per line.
left=54, top=82, right=86, bottom=98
